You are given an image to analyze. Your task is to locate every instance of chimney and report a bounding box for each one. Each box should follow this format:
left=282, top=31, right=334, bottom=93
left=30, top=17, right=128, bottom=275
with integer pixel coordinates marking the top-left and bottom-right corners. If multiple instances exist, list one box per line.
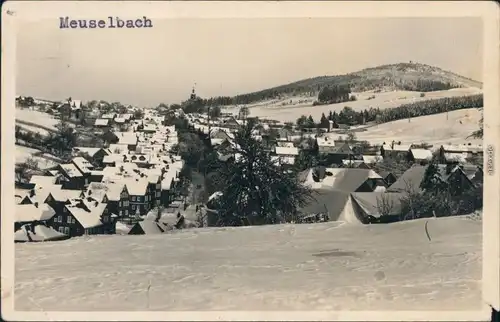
left=34, top=202, right=39, bottom=208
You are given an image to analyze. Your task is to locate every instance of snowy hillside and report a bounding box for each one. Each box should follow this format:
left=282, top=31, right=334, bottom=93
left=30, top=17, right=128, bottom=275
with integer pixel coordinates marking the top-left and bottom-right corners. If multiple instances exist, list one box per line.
left=15, top=109, right=60, bottom=131
left=346, top=108, right=482, bottom=146
left=238, top=87, right=482, bottom=123
left=15, top=216, right=481, bottom=311
left=15, top=145, right=61, bottom=169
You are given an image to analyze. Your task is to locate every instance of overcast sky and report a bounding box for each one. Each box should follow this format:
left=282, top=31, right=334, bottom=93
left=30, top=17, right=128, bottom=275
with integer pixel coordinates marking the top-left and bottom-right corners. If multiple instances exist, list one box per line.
left=16, top=17, right=482, bottom=107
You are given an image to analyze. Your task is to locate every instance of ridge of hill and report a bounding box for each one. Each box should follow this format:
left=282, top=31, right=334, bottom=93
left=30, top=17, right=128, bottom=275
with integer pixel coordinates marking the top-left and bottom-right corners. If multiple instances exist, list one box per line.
left=208, top=62, right=482, bottom=106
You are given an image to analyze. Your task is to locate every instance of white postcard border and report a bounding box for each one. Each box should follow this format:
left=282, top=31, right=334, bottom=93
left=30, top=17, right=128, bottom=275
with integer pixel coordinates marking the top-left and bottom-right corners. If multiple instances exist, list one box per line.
left=1, top=1, right=498, bottom=321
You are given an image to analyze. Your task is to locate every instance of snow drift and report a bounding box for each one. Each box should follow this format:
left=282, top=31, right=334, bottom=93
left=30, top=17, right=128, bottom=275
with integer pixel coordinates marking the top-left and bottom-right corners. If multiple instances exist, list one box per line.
left=15, top=216, right=481, bottom=311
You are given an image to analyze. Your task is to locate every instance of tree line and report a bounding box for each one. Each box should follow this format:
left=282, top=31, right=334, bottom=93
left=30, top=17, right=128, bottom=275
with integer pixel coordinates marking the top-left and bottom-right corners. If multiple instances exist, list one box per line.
left=295, top=94, right=483, bottom=129
left=184, top=77, right=460, bottom=107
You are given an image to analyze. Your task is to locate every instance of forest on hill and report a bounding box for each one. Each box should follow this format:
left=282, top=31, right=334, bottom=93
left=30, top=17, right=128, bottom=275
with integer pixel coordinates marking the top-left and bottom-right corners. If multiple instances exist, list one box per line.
left=201, top=62, right=482, bottom=107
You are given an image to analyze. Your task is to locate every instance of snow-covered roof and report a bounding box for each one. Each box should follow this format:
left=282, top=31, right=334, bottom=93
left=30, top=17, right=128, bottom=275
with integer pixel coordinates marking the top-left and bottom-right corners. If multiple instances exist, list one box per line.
left=392, top=144, right=411, bottom=152
left=72, top=157, right=94, bottom=174
left=66, top=199, right=107, bottom=229
left=316, top=137, right=336, bottom=147
left=441, top=144, right=483, bottom=153
left=16, top=203, right=56, bottom=223
left=275, top=146, right=299, bottom=156
left=410, top=148, right=433, bottom=161
left=70, top=100, right=82, bottom=109
left=362, top=155, right=383, bottom=164
left=94, top=119, right=109, bottom=126
left=161, top=169, right=177, bottom=190
left=121, top=178, right=149, bottom=196
left=26, top=184, right=63, bottom=204
left=108, top=144, right=130, bottom=155
left=118, top=113, right=133, bottom=120
left=444, top=152, right=468, bottom=163
left=115, top=132, right=138, bottom=146
left=101, top=113, right=116, bottom=119
left=271, top=155, right=296, bottom=165
left=132, top=220, right=164, bottom=235
left=49, top=189, right=82, bottom=202
left=36, top=225, right=67, bottom=239
left=114, top=118, right=126, bottom=124
left=59, top=163, right=83, bottom=178
left=29, top=175, right=57, bottom=187
left=73, top=147, right=106, bottom=158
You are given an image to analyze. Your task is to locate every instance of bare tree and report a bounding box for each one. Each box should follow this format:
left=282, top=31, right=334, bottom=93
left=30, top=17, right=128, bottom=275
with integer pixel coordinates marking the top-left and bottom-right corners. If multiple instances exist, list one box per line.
left=15, top=157, right=40, bottom=183
left=399, top=179, right=421, bottom=221
left=376, top=193, right=395, bottom=217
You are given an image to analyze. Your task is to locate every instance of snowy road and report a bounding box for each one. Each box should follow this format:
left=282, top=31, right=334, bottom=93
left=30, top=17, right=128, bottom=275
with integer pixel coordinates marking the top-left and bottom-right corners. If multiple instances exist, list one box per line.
left=15, top=217, right=482, bottom=311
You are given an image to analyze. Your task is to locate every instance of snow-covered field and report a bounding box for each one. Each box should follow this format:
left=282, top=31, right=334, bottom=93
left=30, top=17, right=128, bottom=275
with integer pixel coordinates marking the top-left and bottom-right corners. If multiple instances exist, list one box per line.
left=15, top=216, right=481, bottom=311
left=15, top=145, right=59, bottom=169
left=234, top=87, right=482, bottom=123
left=15, top=109, right=60, bottom=131
left=338, top=108, right=482, bottom=146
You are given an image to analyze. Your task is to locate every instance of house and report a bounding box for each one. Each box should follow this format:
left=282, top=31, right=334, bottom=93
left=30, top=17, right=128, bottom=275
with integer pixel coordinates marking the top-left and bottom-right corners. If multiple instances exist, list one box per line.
left=15, top=224, right=69, bottom=243
left=316, top=138, right=354, bottom=165
left=299, top=167, right=388, bottom=193
left=381, top=143, right=411, bottom=159
left=29, top=175, right=58, bottom=187
left=341, top=159, right=371, bottom=169
left=19, top=183, right=63, bottom=205
left=387, top=164, right=474, bottom=196
left=128, top=220, right=165, bottom=235
left=144, top=171, right=162, bottom=208
left=438, top=144, right=483, bottom=164
left=50, top=198, right=112, bottom=237
left=273, top=146, right=299, bottom=166
left=223, top=116, right=243, bottom=130
left=436, top=164, right=475, bottom=196
left=15, top=188, right=30, bottom=204
left=83, top=181, right=129, bottom=230
left=115, top=132, right=138, bottom=151
left=277, top=128, right=294, bottom=142
left=209, top=128, right=233, bottom=146
left=101, top=131, right=120, bottom=145
left=94, top=118, right=110, bottom=128
left=362, top=155, right=383, bottom=165
left=461, top=164, right=483, bottom=187
left=379, top=171, right=398, bottom=187
left=72, top=147, right=109, bottom=167
left=45, top=189, right=82, bottom=219
left=408, top=148, right=433, bottom=164
left=15, top=203, right=56, bottom=232
left=161, top=168, right=178, bottom=207
left=59, top=98, right=83, bottom=120
left=350, top=191, right=405, bottom=224
left=123, top=178, right=150, bottom=219
left=101, top=113, right=117, bottom=120
left=57, top=163, right=87, bottom=190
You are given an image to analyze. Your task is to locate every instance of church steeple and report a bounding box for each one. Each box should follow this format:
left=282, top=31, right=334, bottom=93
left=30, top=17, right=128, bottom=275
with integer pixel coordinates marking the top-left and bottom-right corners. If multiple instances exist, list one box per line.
left=190, top=83, right=197, bottom=100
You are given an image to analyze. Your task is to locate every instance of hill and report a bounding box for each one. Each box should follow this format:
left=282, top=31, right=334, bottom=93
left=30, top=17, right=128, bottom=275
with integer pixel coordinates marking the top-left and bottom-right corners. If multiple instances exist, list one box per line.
left=15, top=216, right=481, bottom=311
left=338, top=108, right=482, bottom=147
left=242, top=87, right=482, bottom=123
left=207, top=62, right=482, bottom=106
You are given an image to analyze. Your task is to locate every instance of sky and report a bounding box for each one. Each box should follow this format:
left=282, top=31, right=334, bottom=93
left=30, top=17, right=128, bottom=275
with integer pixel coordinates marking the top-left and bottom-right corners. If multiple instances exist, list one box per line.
left=16, top=17, right=483, bottom=107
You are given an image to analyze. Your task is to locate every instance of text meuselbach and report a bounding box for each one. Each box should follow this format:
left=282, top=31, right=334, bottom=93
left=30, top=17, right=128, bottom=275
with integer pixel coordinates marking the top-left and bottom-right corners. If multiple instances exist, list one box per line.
left=60, top=16, right=153, bottom=29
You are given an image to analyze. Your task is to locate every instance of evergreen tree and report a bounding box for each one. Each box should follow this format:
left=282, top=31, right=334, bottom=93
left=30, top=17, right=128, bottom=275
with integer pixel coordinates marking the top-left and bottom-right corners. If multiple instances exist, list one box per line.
left=420, top=162, right=445, bottom=194
left=213, top=119, right=314, bottom=226
left=306, top=115, right=315, bottom=127
left=320, top=113, right=329, bottom=128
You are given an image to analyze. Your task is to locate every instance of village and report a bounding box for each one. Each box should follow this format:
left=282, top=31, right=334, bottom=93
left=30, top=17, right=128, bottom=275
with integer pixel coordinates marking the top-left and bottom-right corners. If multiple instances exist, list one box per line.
left=13, top=85, right=484, bottom=243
